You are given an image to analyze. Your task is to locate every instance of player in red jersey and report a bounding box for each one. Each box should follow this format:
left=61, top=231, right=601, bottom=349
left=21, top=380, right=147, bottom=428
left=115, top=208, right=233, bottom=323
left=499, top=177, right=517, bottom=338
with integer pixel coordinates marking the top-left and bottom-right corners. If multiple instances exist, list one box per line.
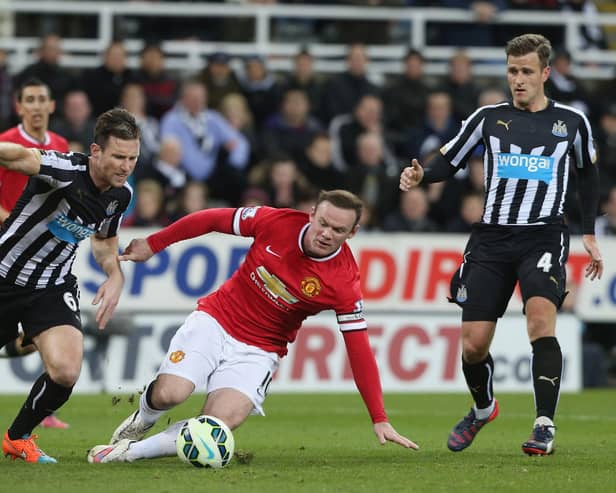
left=0, top=78, right=69, bottom=222
left=0, top=78, right=70, bottom=430
left=88, top=190, right=418, bottom=463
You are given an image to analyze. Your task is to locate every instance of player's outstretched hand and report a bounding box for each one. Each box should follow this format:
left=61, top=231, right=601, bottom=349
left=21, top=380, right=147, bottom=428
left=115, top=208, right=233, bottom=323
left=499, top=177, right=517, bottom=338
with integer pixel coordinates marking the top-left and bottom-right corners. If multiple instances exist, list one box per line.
left=92, top=272, right=123, bottom=330
left=373, top=422, right=419, bottom=450
left=399, top=159, right=424, bottom=191
left=582, top=234, right=603, bottom=281
left=119, top=238, right=154, bottom=262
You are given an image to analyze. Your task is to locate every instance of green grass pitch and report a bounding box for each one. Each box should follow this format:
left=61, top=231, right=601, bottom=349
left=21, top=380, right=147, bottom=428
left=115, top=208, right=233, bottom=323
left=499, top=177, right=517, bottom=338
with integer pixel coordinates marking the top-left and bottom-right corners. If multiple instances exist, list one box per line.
left=1, top=391, right=614, bottom=493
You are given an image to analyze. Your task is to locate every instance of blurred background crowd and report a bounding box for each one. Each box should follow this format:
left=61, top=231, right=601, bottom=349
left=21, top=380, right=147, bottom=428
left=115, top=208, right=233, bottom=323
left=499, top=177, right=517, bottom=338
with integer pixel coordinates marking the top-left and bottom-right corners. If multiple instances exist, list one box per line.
left=0, top=0, right=614, bottom=237
left=1, top=0, right=616, bottom=381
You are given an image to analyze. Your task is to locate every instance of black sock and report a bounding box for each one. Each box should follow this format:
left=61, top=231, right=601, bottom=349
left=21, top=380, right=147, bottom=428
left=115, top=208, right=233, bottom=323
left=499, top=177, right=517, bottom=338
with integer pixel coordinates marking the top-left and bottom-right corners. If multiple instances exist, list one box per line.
left=8, top=373, right=73, bottom=439
left=462, top=353, right=494, bottom=409
left=145, top=380, right=158, bottom=410
left=531, top=336, right=562, bottom=420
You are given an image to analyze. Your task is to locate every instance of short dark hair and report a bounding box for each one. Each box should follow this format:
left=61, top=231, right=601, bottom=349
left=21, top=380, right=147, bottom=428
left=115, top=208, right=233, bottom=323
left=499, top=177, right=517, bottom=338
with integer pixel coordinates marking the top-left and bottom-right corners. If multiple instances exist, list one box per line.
left=315, top=189, right=363, bottom=228
left=405, top=48, right=423, bottom=61
left=15, top=78, right=52, bottom=102
left=94, top=107, right=141, bottom=148
left=505, top=33, right=552, bottom=69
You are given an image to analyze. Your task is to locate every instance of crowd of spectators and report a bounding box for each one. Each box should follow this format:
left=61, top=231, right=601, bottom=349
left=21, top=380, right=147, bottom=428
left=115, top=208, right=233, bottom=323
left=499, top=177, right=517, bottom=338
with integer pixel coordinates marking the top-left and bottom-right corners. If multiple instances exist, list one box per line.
left=0, top=28, right=614, bottom=234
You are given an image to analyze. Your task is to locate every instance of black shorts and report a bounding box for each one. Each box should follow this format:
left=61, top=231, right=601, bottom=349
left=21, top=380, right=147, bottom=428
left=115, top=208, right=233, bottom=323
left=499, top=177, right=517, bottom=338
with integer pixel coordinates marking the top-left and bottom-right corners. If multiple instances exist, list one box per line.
left=449, top=223, right=569, bottom=322
left=0, top=275, right=82, bottom=344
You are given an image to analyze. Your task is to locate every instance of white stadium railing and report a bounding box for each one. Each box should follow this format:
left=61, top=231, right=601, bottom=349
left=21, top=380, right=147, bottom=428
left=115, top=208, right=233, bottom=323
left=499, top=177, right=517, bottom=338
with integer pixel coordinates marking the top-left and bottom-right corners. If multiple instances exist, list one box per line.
left=0, top=1, right=614, bottom=79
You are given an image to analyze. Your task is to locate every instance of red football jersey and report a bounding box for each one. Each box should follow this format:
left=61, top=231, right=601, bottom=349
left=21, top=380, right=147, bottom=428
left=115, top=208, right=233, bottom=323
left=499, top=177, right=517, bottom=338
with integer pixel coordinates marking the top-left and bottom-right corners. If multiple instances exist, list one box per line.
left=0, top=124, right=69, bottom=213
left=197, top=207, right=367, bottom=356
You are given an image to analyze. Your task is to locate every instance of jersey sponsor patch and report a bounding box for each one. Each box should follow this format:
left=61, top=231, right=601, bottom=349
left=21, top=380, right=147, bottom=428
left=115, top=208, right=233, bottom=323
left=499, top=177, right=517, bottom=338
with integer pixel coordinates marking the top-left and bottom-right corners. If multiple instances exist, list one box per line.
left=241, top=206, right=259, bottom=220
left=337, top=312, right=364, bottom=322
left=47, top=213, right=96, bottom=243
left=495, top=153, right=554, bottom=183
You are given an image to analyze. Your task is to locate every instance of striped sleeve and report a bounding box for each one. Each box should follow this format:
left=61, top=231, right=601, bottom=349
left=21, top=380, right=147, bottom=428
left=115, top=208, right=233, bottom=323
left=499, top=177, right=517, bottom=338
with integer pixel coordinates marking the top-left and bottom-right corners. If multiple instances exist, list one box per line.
left=440, top=106, right=492, bottom=168
left=37, top=151, right=87, bottom=185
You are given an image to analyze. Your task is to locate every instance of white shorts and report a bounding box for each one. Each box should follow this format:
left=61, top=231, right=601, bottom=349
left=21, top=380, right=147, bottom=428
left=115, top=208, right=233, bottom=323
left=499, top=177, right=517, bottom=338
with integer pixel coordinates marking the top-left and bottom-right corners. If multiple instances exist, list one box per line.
left=157, top=311, right=279, bottom=416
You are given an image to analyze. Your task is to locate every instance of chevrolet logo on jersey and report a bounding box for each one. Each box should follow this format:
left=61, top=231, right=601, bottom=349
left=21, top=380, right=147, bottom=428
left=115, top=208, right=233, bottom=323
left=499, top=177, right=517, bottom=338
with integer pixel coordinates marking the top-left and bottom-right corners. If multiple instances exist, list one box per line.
left=48, top=213, right=96, bottom=243
left=255, top=266, right=299, bottom=304
left=495, top=153, right=554, bottom=183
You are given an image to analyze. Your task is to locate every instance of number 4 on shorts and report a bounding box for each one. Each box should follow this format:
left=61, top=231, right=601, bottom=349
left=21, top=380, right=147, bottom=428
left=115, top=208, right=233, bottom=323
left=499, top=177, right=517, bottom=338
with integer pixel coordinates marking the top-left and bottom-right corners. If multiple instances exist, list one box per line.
left=536, top=252, right=553, bottom=273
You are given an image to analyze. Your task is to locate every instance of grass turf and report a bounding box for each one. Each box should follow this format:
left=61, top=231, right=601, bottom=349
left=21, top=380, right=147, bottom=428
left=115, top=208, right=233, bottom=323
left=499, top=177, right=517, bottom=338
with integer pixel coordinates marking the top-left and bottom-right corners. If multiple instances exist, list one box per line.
left=0, top=391, right=614, bottom=493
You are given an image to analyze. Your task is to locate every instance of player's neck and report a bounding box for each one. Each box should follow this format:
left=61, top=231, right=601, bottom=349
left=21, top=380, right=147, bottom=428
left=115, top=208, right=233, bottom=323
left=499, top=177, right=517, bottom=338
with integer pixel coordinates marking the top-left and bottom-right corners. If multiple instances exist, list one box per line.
left=515, top=95, right=549, bottom=113
left=21, top=124, right=47, bottom=144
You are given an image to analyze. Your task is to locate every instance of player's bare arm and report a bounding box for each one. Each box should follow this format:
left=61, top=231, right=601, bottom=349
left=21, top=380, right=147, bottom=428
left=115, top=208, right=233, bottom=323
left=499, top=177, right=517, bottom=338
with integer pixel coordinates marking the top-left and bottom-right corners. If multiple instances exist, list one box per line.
left=119, top=238, right=154, bottom=263
left=373, top=421, right=419, bottom=450
left=582, top=234, right=603, bottom=281
left=0, top=205, right=10, bottom=223
left=91, top=234, right=125, bottom=329
left=0, top=142, right=41, bottom=175
left=399, top=159, right=425, bottom=191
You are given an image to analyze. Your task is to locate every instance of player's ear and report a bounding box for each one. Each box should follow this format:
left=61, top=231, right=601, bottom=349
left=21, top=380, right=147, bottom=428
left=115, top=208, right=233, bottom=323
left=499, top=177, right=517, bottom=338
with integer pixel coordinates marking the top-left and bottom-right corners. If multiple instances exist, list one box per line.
left=90, top=143, right=101, bottom=159
left=542, top=65, right=550, bottom=83
left=49, top=99, right=56, bottom=114
left=348, top=223, right=360, bottom=239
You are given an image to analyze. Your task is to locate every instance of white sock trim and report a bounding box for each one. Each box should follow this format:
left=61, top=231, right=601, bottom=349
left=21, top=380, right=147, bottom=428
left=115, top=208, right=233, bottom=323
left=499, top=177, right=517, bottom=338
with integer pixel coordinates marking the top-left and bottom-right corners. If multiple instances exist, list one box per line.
left=473, top=400, right=495, bottom=420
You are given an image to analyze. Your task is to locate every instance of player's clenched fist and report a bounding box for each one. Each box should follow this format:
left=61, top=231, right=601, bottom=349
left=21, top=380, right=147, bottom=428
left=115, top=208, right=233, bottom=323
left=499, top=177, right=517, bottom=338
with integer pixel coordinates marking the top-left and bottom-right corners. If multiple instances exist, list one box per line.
left=399, top=159, right=424, bottom=191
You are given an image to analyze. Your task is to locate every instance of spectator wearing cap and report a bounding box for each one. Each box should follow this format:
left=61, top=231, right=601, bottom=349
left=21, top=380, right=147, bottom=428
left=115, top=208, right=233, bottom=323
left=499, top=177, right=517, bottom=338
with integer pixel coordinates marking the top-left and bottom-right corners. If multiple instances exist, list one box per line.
left=238, top=54, right=282, bottom=127
left=133, top=43, right=179, bottom=120
left=160, top=78, right=249, bottom=204
left=198, top=52, right=242, bottom=112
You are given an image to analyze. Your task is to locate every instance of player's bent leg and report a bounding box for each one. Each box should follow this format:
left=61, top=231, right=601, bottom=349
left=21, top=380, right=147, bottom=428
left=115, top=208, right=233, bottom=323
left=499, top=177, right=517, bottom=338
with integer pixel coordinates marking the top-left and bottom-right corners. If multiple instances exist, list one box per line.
left=203, top=388, right=255, bottom=430
left=110, top=374, right=195, bottom=444
left=448, top=320, right=498, bottom=452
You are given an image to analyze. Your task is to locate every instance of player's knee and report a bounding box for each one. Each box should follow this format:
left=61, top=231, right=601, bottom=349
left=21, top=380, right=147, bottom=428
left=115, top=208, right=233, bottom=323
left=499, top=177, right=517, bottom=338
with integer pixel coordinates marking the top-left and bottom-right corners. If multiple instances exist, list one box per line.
left=462, top=341, right=489, bottom=363
left=47, top=363, right=81, bottom=387
left=151, top=383, right=191, bottom=409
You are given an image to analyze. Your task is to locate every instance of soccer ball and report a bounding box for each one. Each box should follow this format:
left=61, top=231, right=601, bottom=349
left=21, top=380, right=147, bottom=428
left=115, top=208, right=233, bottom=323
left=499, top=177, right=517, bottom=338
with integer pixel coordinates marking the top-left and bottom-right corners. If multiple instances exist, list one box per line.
left=176, top=415, right=234, bottom=468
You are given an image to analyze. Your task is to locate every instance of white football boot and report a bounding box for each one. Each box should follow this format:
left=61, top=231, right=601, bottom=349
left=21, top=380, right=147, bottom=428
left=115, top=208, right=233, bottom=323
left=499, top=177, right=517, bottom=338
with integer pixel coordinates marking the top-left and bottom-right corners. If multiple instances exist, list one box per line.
left=110, top=410, right=154, bottom=444
left=88, top=439, right=135, bottom=463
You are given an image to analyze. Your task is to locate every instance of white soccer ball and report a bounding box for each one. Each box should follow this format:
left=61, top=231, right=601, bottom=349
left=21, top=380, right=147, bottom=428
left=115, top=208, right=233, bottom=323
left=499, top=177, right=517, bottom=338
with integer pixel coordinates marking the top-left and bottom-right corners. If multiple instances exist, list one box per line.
left=176, top=415, right=235, bottom=468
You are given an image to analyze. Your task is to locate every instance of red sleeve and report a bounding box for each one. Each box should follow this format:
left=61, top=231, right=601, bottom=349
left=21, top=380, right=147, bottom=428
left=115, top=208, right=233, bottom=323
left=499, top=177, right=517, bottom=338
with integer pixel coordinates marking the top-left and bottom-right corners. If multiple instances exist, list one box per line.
left=342, top=329, right=387, bottom=424
left=146, top=208, right=236, bottom=253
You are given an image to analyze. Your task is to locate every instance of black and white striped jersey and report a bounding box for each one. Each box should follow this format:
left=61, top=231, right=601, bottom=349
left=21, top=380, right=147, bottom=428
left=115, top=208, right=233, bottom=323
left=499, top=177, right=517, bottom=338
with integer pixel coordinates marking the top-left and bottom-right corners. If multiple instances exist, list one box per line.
left=441, top=99, right=597, bottom=226
left=0, top=150, right=132, bottom=289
